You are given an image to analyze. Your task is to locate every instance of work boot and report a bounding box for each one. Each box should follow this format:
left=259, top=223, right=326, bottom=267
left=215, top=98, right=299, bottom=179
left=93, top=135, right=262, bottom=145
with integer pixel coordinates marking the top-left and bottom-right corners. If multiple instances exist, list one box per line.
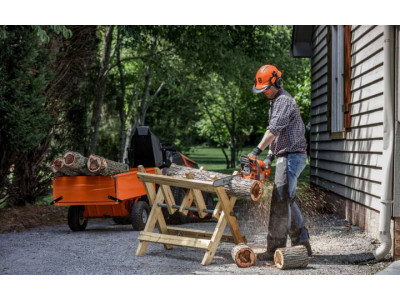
left=291, top=227, right=312, bottom=256
left=264, top=236, right=287, bottom=261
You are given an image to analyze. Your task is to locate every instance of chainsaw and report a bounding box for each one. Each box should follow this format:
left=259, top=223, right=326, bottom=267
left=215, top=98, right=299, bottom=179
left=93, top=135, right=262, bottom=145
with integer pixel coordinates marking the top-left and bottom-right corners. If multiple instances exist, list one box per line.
left=212, top=156, right=271, bottom=187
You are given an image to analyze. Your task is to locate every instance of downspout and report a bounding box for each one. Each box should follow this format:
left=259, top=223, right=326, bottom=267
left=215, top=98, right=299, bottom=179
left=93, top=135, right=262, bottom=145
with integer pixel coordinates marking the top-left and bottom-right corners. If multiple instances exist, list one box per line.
left=373, top=26, right=395, bottom=261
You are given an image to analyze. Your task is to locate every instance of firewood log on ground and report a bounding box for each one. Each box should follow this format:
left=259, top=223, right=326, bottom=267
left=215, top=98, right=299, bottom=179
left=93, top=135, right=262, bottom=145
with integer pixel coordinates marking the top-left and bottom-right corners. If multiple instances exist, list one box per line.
left=274, top=246, right=309, bottom=270
left=231, top=244, right=256, bottom=268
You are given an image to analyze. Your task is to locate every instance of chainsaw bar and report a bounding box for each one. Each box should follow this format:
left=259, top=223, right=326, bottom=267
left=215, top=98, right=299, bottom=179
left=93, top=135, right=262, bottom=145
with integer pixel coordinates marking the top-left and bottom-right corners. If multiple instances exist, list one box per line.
left=212, top=174, right=241, bottom=187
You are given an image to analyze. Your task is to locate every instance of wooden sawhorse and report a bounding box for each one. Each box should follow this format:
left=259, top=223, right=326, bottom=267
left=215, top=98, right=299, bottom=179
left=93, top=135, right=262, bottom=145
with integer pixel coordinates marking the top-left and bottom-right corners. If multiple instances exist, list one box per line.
left=135, top=166, right=246, bottom=265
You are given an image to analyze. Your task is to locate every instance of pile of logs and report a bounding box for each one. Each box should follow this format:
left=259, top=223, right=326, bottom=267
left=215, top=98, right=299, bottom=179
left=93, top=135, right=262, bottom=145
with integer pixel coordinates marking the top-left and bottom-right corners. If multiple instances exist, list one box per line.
left=51, top=151, right=129, bottom=177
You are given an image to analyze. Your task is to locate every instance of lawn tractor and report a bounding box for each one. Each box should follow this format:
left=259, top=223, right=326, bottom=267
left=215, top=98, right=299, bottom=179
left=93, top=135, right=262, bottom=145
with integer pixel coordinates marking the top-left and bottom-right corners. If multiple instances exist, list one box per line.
left=52, top=126, right=214, bottom=231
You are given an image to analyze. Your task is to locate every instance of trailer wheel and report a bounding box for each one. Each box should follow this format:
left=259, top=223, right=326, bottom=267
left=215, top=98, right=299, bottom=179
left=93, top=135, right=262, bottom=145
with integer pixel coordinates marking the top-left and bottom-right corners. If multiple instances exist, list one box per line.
left=68, top=206, right=88, bottom=231
left=131, top=201, right=150, bottom=231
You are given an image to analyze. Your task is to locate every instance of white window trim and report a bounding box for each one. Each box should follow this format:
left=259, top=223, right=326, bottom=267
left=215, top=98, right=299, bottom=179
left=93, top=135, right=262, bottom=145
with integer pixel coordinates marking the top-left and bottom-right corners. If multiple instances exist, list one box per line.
left=331, top=25, right=345, bottom=133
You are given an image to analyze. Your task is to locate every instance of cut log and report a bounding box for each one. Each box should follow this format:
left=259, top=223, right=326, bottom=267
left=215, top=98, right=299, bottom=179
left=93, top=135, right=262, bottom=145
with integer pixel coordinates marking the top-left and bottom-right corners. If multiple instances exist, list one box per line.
left=231, top=244, right=256, bottom=268
left=63, top=151, right=93, bottom=176
left=274, top=246, right=309, bottom=270
left=51, top=158, right=79, bottom=176
left=87, top=154, right=129, bottom=176
left=166, top=164, right=263, bottom=202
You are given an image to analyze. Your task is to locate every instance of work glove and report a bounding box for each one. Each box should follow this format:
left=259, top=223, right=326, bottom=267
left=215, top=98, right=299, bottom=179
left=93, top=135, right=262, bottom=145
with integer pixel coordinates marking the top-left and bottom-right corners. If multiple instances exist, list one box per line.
left=249, top=147, right=262, bottom=159
left=240, top=147, right=262, bottom=165
left=264, top=154, right=274, bottom=169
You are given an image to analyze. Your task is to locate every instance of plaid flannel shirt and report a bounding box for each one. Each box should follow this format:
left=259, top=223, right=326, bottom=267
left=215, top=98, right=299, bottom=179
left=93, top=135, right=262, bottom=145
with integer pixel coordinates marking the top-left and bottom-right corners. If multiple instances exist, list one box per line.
left=267, top=89, right=307, bottom=156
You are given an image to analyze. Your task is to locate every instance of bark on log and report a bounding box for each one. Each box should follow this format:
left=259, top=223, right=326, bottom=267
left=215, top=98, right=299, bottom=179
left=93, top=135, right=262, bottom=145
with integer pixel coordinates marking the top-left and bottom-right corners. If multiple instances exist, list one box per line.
left=274, top=246, right=309, bottom=270
left=87, top=154, right=129, bottom=176
left=63, top=151, right=93, bottom=176
left=51, top=158, right=79, bottom=176
left=166, top=164, right=263, bottom=202
left=231, top=244, right=256, bottom=268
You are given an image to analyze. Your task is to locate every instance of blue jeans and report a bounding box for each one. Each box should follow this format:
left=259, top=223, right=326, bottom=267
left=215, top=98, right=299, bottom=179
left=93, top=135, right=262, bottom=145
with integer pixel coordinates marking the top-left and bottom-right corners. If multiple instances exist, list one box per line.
left=286, top=153, right=307, bottom=241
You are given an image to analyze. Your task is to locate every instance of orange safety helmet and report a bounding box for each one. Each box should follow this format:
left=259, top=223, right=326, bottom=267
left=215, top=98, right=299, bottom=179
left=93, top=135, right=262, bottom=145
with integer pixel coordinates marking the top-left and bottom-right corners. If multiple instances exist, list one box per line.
left=252, top=64, right=283, bottom=93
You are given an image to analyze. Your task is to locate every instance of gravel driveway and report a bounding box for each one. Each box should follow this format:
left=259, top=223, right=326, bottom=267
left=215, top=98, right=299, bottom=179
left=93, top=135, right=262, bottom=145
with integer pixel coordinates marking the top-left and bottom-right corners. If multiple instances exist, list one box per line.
left=0, top=209, right=391, bottom=275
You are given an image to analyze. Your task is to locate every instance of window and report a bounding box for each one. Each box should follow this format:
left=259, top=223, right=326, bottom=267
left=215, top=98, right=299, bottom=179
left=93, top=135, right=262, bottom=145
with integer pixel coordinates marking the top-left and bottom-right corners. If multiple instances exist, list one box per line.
left=328, top=25, right=352, bottom=139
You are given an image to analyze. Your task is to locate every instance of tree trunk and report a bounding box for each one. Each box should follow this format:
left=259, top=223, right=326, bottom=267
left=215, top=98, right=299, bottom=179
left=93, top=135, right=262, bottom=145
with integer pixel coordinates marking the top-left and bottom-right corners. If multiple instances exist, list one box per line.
left=87, top=154, right=129, bottom=176
left=63, top=151, right=93, bottom=175
left=166, top=164, right=263, bottom=202
left=231, top=244, right=256, bottom=268
left=51, top=158, right=80, bottom=176
left=274, top=246, right=309, bottom=270
left=116, top=28, right=127, bottom=163
left=88, top=25, right=115, bottom=155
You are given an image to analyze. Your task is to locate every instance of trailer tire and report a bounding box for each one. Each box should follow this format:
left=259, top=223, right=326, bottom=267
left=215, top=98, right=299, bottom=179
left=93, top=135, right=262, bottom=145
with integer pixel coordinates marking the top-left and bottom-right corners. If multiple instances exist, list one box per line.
left=131, top=201, right=150, bottom=231
left=68, top=206, right=88, bottom=231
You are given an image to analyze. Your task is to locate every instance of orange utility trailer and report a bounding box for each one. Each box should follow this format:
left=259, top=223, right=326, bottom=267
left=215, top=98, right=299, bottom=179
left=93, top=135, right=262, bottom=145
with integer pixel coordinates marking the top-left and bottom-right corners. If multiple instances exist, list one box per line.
left=52, top=126, right=214, bottom=232
left=52, top=168, right=156, bottom=231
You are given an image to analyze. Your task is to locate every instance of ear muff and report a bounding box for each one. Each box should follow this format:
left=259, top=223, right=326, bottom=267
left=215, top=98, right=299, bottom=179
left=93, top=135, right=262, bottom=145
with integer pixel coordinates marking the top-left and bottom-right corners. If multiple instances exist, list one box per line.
left=272, top=71, right=283, bottom=89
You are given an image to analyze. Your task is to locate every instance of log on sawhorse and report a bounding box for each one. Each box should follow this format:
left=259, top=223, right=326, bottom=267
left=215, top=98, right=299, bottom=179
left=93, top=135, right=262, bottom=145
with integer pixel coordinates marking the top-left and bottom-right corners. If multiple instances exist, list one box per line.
left=135, top=166, right=247, bottom=266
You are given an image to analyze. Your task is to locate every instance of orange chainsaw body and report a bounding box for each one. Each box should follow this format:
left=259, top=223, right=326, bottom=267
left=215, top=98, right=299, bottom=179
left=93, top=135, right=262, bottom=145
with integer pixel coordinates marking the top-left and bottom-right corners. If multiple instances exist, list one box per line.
left=241, top=158, right=271, bottom=182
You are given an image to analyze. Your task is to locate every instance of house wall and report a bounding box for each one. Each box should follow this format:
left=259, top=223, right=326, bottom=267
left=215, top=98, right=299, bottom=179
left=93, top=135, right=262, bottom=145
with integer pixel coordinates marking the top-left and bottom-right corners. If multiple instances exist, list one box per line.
left=310, top=25, right=385, bottom=213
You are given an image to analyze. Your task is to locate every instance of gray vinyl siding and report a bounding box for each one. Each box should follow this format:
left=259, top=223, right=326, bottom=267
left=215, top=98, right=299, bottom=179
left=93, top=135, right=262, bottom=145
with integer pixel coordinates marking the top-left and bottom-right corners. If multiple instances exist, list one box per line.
left=310, top=25, right=385, bottom=212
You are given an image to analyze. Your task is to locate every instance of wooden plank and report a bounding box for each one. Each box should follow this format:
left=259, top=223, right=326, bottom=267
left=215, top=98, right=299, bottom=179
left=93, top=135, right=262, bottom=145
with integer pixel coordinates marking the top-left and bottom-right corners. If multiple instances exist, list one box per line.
left=136, top=172, right=216, bottom=193
left=313, top=36, right=327, bottom=57
left=202, top=194, right=240, bottom=266
left=155, top=168, right=176, bottom=215
left=311, top=139, right=383, bottom=153
left=179, top=189, right=194, bottom=216
left=311, top=176, right=381, bottom=211
left=311, top=103, right=328, bottom=117
left=347, top=125, right=383, bottom=140
left=351, top=50, right=384, bottom=79
left=310, top=132, right=331, bottom=142
left=136, top=188, right=172, bottom=255
left=311, top=85, right=328, bottom=99
left=166, top=226, right=234, bottom=243
left=311, top=75, right=328, bottom=92
left=351, top=26, right=384, bottom=55
left=311, top=93, right=328, bottom=108
left=186, top=173, right=207, bottom=218
left=311, top=150, right=383, bottom=168
left=310, top=159, right=382, bottom=182
left=138, top=232, right=211, bottom=250
left=310, top=114, right=328, bottom=125
left=215, top=188, right=245, bottom=244
left=313, top=25, right=327, bottom=41
left=351, top=35, right=384, bottom=67
left=351, top=25, right=375, bottom=43
left=351, top=94, right=384, bottom=115
left=351, top=65, right=384, bottom=92
left=212, top=201, right=221, bottom=220
left=351, top=80, right=384, bottom=103
left=310, top=167, right=382, bottom=197
left=311, top=123, right=328, bottom=134
left=351, top=109, right=383, bottom=128
left=311, top=65, right=328, bottom=84
left=312, top=55, right=328, bottom=74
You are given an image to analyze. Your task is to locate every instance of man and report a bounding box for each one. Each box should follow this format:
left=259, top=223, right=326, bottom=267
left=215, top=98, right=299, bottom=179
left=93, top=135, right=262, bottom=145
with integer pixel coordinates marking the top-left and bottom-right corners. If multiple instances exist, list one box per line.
left=242, top=64, right=311, bottom=257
